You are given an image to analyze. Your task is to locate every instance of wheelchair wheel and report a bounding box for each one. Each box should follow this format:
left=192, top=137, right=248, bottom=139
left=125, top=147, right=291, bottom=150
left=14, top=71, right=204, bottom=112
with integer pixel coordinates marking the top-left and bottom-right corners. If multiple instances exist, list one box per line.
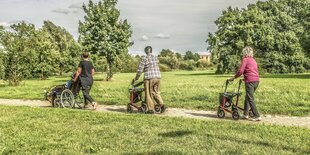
left=60, top=89, right=74, bottom=108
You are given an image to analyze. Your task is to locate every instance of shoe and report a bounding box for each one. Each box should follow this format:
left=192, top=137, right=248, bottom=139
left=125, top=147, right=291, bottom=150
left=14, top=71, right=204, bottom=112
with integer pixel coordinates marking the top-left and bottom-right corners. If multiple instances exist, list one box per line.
left=250, top=117, right=262, bottom=121
left=161, top=105, right=167, bottom=113
left=92, top=102, right=97, bottom=110
left=242, top=115, right=249, bottom=119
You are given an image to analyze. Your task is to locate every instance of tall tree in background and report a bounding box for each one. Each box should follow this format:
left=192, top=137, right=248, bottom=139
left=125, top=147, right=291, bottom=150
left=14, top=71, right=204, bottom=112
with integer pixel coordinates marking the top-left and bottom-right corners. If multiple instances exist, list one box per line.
left=207, top=0, right=310, bottom=73
left=79, top=0, right=132, bottom=81
left=43, top=20, right=81, bottom=75
left=0, top=22, right=38, bottom=85
left=0, top=21, right=82, bottom=84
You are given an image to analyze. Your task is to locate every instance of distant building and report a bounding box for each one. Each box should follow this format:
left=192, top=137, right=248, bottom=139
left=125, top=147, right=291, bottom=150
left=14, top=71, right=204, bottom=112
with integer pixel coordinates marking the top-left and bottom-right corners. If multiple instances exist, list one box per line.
left=199, top=51, right=211, bottom=62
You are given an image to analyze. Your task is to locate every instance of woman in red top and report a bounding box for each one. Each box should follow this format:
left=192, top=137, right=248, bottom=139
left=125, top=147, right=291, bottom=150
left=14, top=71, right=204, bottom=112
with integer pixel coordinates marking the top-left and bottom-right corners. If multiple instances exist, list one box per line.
left=229, top=47, right=261, bottom=121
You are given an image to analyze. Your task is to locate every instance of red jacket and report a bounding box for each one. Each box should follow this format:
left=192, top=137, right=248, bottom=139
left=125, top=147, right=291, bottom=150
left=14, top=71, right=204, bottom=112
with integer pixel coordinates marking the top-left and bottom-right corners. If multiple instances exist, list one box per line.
left=235, top=57, right=260, bottom=83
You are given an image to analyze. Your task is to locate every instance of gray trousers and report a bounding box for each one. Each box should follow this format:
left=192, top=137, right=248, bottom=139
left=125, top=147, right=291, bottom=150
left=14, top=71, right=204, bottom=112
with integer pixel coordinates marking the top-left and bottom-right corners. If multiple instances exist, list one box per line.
left=244, top=81, right=260, bottom=117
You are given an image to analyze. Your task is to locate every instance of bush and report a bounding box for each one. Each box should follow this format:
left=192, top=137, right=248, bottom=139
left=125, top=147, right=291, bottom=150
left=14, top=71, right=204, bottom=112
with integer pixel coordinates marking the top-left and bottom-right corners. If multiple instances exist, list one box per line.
left=159, top=64, right=172, bottom=72
left=158, top=56, right=179, bottom=70
left=197, top=59, right=212, bottom=68
left=179, top=60, right=196, bottom=71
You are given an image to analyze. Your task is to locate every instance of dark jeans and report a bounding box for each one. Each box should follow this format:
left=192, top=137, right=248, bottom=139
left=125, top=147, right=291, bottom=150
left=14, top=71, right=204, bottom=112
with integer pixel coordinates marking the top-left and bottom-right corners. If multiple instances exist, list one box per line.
left=244, top=81, right=260, bottom=117
left=80, top=77, right=95, bottom=104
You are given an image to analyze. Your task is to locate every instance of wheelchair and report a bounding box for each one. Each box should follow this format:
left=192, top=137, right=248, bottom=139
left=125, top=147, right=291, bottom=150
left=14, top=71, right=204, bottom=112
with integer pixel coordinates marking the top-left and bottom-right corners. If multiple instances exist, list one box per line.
left=44, top=78, right=85, bottom=109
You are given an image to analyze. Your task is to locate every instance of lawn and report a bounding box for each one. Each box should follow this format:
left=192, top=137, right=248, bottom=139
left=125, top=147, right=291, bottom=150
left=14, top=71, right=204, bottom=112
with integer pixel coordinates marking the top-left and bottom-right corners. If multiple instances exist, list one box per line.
left=0, top=71, right=309, bottom=116
left=0, top=105, right=309, bottom=154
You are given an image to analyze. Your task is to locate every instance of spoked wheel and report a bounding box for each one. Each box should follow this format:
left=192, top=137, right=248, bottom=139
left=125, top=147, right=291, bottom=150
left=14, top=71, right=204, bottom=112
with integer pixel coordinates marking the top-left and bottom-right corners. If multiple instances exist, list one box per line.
left=217, top=107, right=225, bottom=118
left=73, top=94, right=85, bottom=109
left=127, top=104, right=133, bottom=113
left=232, top=110, right=240, bottom=120
left=154, top=104, right=162, bottom=113
left=60, top=89, right=74, bottom=108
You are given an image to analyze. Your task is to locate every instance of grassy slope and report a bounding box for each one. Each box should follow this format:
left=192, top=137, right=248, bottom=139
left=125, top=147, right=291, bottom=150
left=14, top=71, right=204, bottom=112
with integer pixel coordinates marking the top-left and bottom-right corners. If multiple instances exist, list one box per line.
left=0, top=106, right=309, bottom=154
left=0, top=71, right=309, bottom=116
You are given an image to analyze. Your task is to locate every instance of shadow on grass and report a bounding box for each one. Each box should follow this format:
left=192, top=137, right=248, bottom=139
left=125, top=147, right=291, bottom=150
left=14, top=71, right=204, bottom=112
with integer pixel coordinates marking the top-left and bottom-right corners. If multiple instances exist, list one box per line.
left=175, top=72, right=227, bottom=77
left=186, top=112, right=218, bottom=119
left=105, top=107, right=126, bottom=113
left=211, top=133, right=310, bottom=154
left=158, top=130, right=193, bottom=138
left=123, top=150, right=185, bottom=155
left=260, top=74, right=310, bottom=79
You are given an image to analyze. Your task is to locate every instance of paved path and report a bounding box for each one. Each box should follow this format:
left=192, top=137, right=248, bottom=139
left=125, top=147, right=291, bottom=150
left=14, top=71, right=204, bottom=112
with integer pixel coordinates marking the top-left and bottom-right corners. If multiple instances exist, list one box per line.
left=0, top=98, right=309, bottom=129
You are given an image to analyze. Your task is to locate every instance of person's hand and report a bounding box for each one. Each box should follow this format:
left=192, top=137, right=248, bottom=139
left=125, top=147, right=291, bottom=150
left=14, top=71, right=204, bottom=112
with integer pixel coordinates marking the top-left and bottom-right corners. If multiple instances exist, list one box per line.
left=228, top=77, right=235, bottom=81
left=72, top=78, right=77, bottom=82
left=131, top=79, right=135, bottom=85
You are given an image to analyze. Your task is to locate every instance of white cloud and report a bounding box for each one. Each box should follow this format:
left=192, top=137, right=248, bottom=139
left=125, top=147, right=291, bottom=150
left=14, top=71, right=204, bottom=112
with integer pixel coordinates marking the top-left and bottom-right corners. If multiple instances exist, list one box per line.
left=141, top=35, right=149, bottom=41
left=155, top=33, right=170, bottom=39
left=51, top=8, right=70, bottom=15
left=68, top=3, right=82, bottom=9
left=0, top=22, right=10, bottom=28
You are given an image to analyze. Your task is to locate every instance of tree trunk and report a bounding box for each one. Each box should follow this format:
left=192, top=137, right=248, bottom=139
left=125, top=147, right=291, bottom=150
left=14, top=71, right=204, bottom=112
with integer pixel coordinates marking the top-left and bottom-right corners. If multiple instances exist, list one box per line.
left=106, top=63, right=113, bottom=81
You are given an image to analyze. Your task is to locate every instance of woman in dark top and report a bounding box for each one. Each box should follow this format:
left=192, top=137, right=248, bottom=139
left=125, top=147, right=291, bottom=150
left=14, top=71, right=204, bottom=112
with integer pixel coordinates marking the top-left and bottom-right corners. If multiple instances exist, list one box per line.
left=73, top=52, right=97, bottom=110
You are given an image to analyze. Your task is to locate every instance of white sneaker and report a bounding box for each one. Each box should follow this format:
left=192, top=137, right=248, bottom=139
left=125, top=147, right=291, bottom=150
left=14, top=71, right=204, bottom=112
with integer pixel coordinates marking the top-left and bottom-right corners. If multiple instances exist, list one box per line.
left=92, top=102, right=97, bottom=110
left=250, top=117, right=262, bottom=121
left=243, top=115, right=249, bottom=119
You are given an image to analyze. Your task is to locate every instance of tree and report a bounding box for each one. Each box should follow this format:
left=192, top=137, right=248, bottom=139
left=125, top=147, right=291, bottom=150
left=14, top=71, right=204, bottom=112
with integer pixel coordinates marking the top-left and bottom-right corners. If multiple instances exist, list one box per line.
left=42, top=20, right=81, bottom=75
left=79, top=0, right=132, bottom=81
left=207, top=0, right=310, bottom=73
left=184, top=51, right=200, bottom=61
left=0, top=22, right=39, bottom=85
left=158, top=49, right=180, bottom=70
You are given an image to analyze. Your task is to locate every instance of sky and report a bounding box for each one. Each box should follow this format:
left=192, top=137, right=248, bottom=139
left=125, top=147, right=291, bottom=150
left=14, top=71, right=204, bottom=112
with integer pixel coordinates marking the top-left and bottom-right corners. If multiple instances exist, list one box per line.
left=0, top=0, right=260, bottom=54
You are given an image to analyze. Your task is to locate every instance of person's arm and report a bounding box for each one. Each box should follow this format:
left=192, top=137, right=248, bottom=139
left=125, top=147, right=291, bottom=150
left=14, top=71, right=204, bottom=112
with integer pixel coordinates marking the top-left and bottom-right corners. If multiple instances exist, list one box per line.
left=134, top=57, right=145, bottom=81
left=229, top=58, right=247, bottom=81
left=73, top=67, right=82, bottom=82
left=92, top=68, right=95, bottom=76
left=91, top=62, right=95, bottom=76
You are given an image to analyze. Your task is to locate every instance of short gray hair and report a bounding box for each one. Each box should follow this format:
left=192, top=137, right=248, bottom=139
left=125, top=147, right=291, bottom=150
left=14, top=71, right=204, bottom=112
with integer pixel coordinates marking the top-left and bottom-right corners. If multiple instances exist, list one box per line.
left=242, top=46, right=254, bottom=57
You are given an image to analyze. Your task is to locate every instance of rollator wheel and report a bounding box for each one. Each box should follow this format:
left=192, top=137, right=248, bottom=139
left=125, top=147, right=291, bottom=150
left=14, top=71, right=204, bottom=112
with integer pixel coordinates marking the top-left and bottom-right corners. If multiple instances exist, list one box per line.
left=138, top=104, right=147, bottom=113
left=154, top=104, right=162, bottom=113
left=127, top=104, right=133, bottom=113
left=232, top=110, right=240, bottom=120
left=217, top=108, right=225, bottom=118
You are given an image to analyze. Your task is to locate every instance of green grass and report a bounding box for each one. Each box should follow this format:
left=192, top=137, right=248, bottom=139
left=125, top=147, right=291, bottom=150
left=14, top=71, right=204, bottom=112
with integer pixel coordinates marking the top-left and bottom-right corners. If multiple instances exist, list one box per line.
left=0, top=71, right=309, bottom=116
left=0, top=105, right=309, bottom=154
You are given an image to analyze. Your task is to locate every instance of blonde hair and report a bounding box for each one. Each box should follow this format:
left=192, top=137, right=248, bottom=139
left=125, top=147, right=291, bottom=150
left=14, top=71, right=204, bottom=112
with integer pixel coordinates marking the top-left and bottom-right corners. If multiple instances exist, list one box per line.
left=242, top=46, right=254, bottom=57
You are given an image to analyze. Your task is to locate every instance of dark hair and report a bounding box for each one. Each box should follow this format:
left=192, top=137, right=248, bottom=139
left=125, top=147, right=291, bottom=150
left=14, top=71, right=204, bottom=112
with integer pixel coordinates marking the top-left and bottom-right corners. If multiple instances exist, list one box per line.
left=82, top=52, right=89, bottom=58
left=144, top=46, right=152, bottom=54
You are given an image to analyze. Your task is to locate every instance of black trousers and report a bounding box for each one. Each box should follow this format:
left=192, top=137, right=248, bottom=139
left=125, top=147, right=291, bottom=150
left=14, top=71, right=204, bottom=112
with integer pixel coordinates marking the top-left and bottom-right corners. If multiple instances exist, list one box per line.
left=244, top=81, right=260, bottom=117
left=80, top=77, right=95, bottom=104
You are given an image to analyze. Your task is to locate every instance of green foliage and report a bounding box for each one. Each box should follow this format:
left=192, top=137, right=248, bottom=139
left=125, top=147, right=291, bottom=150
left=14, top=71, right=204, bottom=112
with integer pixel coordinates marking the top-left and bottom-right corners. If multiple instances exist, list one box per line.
left=184, top=51, right=200, bottom=61
left=207, top=0, right=310, bottom=73
left=42, top=20, right=81, bottom=75
left=0, top=21, right=81, bottom=85
left=79, top=0, right=132, bottom=81
left=179, top=60, right=196, bottom=70
left=0, top=50, right=5, bottom=79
